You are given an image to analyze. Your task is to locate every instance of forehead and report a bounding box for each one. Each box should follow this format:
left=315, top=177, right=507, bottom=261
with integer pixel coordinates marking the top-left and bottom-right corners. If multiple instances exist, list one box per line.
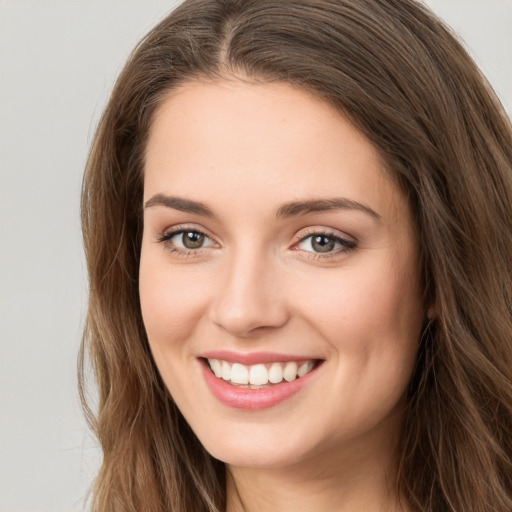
left=144, top=79, right=405, bottom=223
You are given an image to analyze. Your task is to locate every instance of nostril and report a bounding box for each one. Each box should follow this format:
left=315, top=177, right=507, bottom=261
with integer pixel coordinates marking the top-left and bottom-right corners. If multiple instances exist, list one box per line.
left=208, top=269, right=290, bottom=337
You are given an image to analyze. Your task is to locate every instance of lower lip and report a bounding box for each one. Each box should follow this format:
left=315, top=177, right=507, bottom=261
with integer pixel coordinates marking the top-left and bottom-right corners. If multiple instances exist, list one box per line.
left=200, top=360, right=320, bottom=411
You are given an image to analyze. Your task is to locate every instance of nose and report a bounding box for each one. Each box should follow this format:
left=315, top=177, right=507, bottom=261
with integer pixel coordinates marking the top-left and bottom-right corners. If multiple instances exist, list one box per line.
left=208, top=248, right=290, bottom=338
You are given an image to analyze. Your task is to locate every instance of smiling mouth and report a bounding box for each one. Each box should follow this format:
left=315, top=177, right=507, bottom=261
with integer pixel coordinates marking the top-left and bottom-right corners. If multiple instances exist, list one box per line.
left=204, top=358, right=322, bottom=389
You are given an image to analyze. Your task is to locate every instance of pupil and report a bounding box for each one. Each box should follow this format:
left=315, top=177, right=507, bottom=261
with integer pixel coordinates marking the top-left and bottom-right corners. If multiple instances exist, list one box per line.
left=183, top=231, right=204, bottom=249
left=312, top=235, right=335, bottom=253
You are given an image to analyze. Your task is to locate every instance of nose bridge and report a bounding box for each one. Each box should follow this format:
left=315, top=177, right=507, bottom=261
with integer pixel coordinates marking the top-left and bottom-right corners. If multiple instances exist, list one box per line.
left=209, top=242, right=289, bottom=337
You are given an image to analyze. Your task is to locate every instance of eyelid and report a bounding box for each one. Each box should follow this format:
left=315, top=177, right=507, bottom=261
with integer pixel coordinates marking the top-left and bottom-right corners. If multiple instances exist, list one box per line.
left=155, top=223, right=356, bottom=259
left=292, top=228, right=357, bottom=258
left=294, top=226, right=356, bottom=244
left=156, top=223, right=219, bottom=252
left=158, top=223, right=214, bottom=240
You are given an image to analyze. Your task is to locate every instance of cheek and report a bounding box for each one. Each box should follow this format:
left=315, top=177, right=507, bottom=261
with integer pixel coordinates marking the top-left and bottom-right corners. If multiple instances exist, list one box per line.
left=305, top=272, right=421, bottom=436
left=295, top=257, right=423, bottom=400
left=138, top=251, right=215, bottom=409
left=139, top=251, right=209, bottom=349
left=300, top=265, right=422, bottom=342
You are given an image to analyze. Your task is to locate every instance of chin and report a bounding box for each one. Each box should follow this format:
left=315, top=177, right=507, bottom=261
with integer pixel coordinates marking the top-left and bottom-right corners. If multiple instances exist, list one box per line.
left=206, top=442, right=303, bottom=469
left=193, top=419, right=317, bottom=469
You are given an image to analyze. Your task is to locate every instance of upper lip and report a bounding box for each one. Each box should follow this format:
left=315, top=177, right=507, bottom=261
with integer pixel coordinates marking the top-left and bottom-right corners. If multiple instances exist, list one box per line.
left=199, top=350, right=323, bottom=365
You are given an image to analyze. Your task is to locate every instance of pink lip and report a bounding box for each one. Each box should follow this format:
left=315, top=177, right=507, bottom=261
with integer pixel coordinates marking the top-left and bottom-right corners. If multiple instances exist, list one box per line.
left=200, top=350, right=319, bottom=365
left=199, top=358, right=322, bottom=411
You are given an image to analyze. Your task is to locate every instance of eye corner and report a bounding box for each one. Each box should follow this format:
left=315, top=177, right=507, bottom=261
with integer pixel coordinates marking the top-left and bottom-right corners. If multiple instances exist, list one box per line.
left=154, top=224, right=219, bottom=257
left=292, top=228, right=357, bottom=260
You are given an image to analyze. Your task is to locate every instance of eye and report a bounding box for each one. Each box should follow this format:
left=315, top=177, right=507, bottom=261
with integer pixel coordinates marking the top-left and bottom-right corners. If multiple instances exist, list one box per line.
left=158, top=228, right=215, bottom=251
left=296, top=232, right=356, bottom=255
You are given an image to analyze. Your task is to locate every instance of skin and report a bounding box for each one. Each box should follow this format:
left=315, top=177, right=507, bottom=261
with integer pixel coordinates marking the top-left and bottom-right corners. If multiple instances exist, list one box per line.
left=139, top=79, right=423, bottom=511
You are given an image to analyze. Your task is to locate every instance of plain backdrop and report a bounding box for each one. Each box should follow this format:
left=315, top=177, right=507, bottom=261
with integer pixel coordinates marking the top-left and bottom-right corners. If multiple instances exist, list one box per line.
left=0, top=1, right=510, bottom=511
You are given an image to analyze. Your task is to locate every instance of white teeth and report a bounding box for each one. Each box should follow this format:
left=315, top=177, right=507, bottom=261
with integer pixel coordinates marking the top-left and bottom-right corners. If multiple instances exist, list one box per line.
left=210, top=359, right=222, bottom=378
left=283, top=362, right=298, bottom=382
left=298, top=361, right=314, bottom=377
left=221, top=361, right=231, bottom=381
left=249, top=364, right=268, bottom=386
left=231, top=363, right=249, bottom=385
left=268, top=363, right=283, bottom=384
left=207, top=358, right=316, bottom=386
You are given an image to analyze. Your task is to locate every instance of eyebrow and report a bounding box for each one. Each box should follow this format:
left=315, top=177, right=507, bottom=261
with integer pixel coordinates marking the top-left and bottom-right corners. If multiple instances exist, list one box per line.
left=144, top=194, right=215, bottom=217
left=275, top=198, right=380, bottom=220
left=144, top=193, right=381, bottom=220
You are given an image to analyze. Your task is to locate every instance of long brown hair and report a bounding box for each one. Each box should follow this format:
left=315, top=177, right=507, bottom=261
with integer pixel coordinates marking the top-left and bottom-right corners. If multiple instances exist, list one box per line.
left=80, top=1, right=512, bottom=510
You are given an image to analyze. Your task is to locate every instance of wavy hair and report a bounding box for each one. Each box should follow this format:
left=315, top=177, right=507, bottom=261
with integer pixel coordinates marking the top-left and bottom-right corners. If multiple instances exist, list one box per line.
left=79, top=0, right=512, bottom=510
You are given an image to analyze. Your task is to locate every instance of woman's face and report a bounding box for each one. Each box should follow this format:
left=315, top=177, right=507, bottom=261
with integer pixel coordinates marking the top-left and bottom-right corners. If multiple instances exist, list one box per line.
left=140, top=80, right=424, bottom=469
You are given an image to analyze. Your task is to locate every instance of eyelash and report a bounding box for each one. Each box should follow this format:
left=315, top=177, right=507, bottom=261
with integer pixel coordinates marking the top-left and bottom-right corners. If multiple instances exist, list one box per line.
left=156, top=225, right=357, bottom=260
left=156, top=226, right=216, bottom=258
left=294, top=229, right=357, bottom=260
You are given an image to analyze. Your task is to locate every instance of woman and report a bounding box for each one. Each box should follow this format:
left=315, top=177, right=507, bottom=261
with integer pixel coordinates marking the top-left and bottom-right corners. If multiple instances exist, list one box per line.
left=79, top=0, right=512, bottom=511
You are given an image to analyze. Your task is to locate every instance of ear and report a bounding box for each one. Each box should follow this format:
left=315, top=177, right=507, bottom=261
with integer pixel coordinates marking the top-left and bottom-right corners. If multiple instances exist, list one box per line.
left=426, top=303, right=436, bottom=320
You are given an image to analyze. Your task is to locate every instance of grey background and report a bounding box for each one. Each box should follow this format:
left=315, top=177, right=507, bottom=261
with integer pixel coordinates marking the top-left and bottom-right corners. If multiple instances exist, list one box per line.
left=0, top=1, right=510, bottom=511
